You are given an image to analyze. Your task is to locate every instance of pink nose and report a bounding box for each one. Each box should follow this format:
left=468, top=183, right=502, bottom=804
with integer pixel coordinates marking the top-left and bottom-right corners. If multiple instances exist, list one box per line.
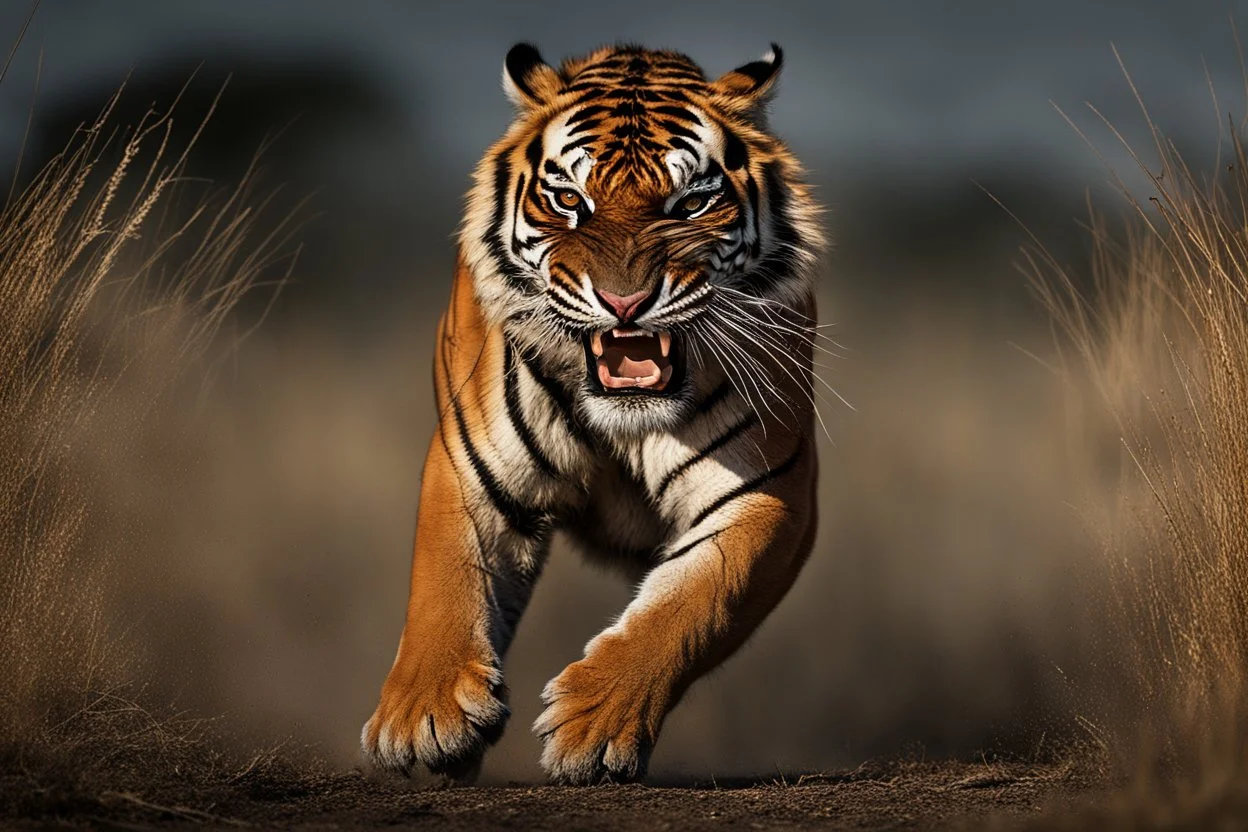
left=595, top=289, right=651, bottom=322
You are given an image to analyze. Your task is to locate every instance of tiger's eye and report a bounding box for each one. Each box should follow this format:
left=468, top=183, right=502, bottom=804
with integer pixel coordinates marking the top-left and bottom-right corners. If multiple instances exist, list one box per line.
left=558, top=190, right=582, bottom=209
left=681, top=195, right=705, bottom=214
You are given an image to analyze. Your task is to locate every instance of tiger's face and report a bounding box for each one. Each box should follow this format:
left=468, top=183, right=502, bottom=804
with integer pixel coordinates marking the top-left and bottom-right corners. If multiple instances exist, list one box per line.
left=461, top=43, right=822, bottom=438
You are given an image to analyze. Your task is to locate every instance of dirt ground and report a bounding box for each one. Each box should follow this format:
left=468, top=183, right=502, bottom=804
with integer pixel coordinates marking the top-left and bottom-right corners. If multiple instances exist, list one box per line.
left=3, top=759, right=1105, bottom=831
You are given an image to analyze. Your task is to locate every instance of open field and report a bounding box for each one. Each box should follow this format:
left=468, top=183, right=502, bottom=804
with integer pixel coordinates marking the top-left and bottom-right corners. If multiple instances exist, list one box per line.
left=5, top=8, right=1248, bottom=830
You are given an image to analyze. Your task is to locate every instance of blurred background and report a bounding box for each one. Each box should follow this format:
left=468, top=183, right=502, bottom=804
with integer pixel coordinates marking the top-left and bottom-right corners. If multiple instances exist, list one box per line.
left=0, top=0, right=1242, bottom=782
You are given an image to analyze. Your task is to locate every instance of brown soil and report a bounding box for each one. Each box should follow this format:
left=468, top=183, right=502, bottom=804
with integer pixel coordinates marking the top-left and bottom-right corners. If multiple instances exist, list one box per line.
left=2, top=758, right=1102, bottom=831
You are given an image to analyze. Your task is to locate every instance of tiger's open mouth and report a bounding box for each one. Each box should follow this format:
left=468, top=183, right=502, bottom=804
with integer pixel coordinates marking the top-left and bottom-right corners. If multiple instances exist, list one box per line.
left=585, top=328, right=680, bottom=395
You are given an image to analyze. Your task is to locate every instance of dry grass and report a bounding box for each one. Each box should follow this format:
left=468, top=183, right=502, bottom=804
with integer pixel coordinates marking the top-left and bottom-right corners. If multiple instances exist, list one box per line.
left=0, top=56, right=1108, bottom=825
left=13, top=26, right=1248, bottom=832
left=0, top=77, right=298, bottom=808
left=1028, top=50, right=1248, bottom=817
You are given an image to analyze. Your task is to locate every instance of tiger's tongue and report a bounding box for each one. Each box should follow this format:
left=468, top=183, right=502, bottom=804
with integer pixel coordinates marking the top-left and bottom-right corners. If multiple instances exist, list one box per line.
left=603, top=343, right=663, bottom=379
left=597, top=337, right=674, bottom=390
left=606, top=354, right=659, bottom=378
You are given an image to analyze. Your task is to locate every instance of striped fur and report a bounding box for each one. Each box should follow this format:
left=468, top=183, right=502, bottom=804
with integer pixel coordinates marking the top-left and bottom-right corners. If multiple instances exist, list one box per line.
left=362, top=43, right=824, bottom=784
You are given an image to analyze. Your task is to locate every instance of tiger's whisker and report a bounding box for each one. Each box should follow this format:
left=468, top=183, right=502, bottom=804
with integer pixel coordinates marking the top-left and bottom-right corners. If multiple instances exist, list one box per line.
left=708, top=306, right=835, bottom=440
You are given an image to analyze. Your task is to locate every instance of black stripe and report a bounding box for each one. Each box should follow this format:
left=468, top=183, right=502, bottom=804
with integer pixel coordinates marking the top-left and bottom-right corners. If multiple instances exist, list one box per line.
left=525, top=134, right=543, bottom=169
left=567, top=104, right=610, bottom=126
left=609, top=121, right=652, bottom=140
left=570, top=69, right=622, bottom=83
left=696, top=379, right=734, bottom=414
left=719, top=122, right=748, bottom=171
left=444, top=355, right=547, bottom=538
left=665, top=530, right=720, bottom=561
left=763, top=161, right=790, bottom=216
left=634, top=135, right=673, bottom=154
left=751, top=161, right=800, bottom=292
left=510, top=172, right=527, bottom=255
left=550, top=262, right=580, bottom=280
left=609, top=99, right=645, bottom=118
left=549, top=262, right=581, bottom=290
left=546, top=290, right=589, bottom=320
left=668, top=135, right=698, bottom=156
left=544, top=159, right=571, bottom=178
left=560, top=134, right=598, bottom=155
left=517, top=350, right=593, bottom=447
left=565, top=88, right=609, bottom=108
left=565, top=81, right=608, bottom=95
left=652, top=88, right=693, bottom=105
left=651, top=57, right=702, bottom=71
left=578, top=54, right=628, bottom=69
left=746, top=174, right=762, bottom=248
left=549, top=269, right=582, bottom=294
left=482, top=151, right=531, bottom=294
left=687, top=441, right=804, bottom=530
left=652, top=105, right=702, bottom=125
left=658, top=119, right=700, bottom=142
left=525, top=187, right=547, bottom=216
left=653, top=413, right=758, bottom=503
left=643, top=80, right=709, bottom=93
left=567, top=119, right=602, bottom=136
left=653, top=68, right=706, bottom=83
left=503, top=340, right=560, bottom=478
left=549, top=269, right=581, bottom=294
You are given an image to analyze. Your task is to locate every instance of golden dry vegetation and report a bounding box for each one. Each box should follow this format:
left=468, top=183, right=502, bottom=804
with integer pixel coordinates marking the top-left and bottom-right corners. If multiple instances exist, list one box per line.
left=1026, top=61, right=1248, bottom=824
left=2, top=37, right=1248, bottom=830
left=0, top=80, right=300, bottom=804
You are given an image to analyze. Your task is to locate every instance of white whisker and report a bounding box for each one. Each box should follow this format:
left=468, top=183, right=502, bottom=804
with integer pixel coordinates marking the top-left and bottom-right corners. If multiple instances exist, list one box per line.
left=710, top=298, right=855, bottom=414
left=698, top=318, right=788, bottom=433
left=716, top=285, right=850, bottom=354
left=709, top=306, right=834, bottom=439
left=689, top=320, right=770, bottom=438
left=714, top=303, right=844, bottom=375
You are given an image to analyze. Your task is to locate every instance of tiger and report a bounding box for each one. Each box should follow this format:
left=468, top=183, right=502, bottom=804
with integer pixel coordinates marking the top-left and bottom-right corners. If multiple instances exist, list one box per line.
left=361, top=41, right=825, bottom=785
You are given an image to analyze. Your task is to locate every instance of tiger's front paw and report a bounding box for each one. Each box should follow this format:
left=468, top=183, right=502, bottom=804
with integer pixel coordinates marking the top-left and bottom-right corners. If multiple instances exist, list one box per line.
left=361, top=659, right=508, bottom=781
left=533, top=654, right=660, bottom=785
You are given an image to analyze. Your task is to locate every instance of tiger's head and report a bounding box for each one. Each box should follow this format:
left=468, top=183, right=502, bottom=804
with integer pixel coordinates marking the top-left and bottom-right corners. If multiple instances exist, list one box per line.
left=460, top=43, right=824, bottom=438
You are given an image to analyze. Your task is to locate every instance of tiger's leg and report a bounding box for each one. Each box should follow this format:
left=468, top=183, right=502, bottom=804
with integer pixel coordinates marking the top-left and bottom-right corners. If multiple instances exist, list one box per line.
left=362, top=265, right=554, bottom=780
left=361, top=425, right=548, bottom=780
left=534, top=444, right=816, bottom=784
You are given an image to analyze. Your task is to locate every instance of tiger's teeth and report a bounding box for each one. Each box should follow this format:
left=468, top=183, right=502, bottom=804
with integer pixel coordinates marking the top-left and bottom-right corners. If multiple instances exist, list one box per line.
left=591, top=331, right=605, bottom=357
left=658, top=331, right=671, bottom=357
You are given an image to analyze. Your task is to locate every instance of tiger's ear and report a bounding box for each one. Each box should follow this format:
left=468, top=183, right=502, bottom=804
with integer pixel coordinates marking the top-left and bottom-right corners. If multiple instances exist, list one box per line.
left=502, top=43, right=564, bottom=111
left=711, top=44, right=784, bottom=109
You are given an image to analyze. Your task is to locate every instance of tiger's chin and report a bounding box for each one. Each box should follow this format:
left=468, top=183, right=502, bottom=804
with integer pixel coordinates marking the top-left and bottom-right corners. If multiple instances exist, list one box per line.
left=578, top=327, right=694, bottom=437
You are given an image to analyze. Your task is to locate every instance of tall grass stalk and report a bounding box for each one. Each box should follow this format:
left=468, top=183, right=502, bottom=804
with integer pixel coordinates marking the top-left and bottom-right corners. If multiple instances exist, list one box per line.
left=1031, top=48, right=1248, bottom=805
left=0, top=83, right=296, bottom=767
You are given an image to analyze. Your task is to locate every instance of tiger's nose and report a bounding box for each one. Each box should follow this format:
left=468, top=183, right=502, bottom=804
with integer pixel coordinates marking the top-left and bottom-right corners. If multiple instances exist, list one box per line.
left=595, top=288, right=651, bottom=322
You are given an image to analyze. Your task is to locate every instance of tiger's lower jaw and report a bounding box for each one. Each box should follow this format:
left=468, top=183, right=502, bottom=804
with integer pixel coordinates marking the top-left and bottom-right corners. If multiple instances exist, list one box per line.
left=580, top=392, right=692, bottom=438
